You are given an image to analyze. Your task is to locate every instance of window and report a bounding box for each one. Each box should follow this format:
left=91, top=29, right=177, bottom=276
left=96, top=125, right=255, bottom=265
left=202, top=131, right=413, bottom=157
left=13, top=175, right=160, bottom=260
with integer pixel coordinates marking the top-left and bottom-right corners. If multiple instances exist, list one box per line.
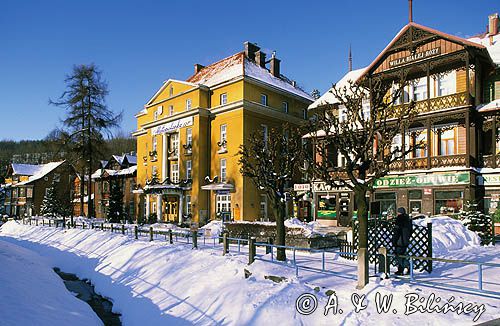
left=260, top=195, right=268, bottom=220
left=169, top=86, right=174, bottom=97
left=408, top=190, right=423, bottom=214
left=318, top=194, right=337, bottom=219
left=339, top=107, right=347, bottom=122
left=282, top=101, right=289, bottom=113
left=260, top=94, right=268, bottom=106
left=152, top=135, right=157, bottom=152
left=374, top=192, right=397, bottom=218
left=186, top=160, right=192, bottom=179
left=220, top=93, right=227, bottom=105
left=53, top=173, right=60, bottom=182
left=186, top=128, right=192, bottom=153
left=216, top=194, right=231, bottom=213
left=151, top=166, right=158, bottom=178
left=26, top=188, right=33, bottom=198
left=220, top=124, right=227, bottom=147
left=154, top=110, right=158, bottom=121
left=362, top=99, right=370, bottom=121
left=435, top=191, right=463, bottom=215
left=169, top=105, right=174, bottom=116
left=152, top=202, right=157, bottom=214
left=220, top=159, right=227, bottom=182
left=171, top=163, right=179, bottom=183
left=391, top=134, right=402, bottom=158
left=410, top=129, right=427, bottom=158
left=262, top=124, right=268, bottom=147
left=437, top=71, right=456, bottom=97
left=412, top=78, right=427, bottom=101
left=439, top=129, right=456, bottom=156
left=170, top=133, right=179, bottom=156
left=186, top=195, right=192, bottom=215
left=19, top=187, right=26, bottom=197
left=302, top=109, right=308, bottom=120
left=130, top=181, right=135, bottom=193
left=186, top=98, right=192, bottom=110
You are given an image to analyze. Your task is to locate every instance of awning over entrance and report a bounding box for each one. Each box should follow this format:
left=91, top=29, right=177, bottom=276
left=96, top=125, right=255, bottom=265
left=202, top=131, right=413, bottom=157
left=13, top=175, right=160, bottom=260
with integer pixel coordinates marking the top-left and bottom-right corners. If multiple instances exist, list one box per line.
left=201, top=182, right=234, bottom=191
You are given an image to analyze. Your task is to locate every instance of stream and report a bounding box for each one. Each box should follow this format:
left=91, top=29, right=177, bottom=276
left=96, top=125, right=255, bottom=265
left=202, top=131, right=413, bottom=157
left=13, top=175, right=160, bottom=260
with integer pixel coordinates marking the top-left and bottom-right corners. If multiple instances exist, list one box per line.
left=53, top=268, right=122, bottom=325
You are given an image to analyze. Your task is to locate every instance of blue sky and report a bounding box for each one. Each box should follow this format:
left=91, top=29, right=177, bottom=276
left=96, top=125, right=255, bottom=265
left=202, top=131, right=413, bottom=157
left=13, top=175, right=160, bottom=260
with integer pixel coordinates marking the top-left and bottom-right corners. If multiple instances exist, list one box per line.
left=0, top=0, right=497, bottom=140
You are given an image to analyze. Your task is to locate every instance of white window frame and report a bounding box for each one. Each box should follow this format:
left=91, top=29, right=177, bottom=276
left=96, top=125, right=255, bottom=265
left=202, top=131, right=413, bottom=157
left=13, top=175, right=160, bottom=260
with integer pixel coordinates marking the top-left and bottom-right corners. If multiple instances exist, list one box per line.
left=171, top=133, right=179, bottom=156
left=362, top=99, right=370, bottom=121
left=282, top=101, right=289, bottom=113
left=220, top=124, right=227, bottom=146
left=152, top=135, right=157, bottom=152
left=437, top=71, right=456, bottom=97
left=186, top=128, right=192, bottom=153
left=216, top=194, right=231, bottom=213
left=186, top=195, right=192, bottom=215
left=169, top=105, right=174, bottom=116
left=260, top=94, right=268, bottom=106
left=220, top=93, right=227, bottom=105
left=220, top=158, right=227, bottom=182
left=171, top=163, right=179, bottom=183
left=186, top=98, right=192, bottom=110
left=186, top=160, right=192, bottom=179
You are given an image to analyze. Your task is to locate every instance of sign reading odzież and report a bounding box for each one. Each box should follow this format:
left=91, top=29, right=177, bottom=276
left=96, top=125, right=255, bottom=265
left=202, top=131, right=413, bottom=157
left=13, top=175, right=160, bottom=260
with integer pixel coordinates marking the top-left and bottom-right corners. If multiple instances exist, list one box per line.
left=373, top=172, right=470, bottom=188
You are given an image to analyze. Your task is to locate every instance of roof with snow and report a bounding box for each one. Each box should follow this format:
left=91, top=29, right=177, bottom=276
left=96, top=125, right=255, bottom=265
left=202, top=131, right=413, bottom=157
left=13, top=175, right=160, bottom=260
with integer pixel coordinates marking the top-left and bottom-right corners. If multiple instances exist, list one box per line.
left=91, top=165, right=137, bottom=180
left=186, top=52, right=313, bottom=100
left=308, top=68, right=367, bottom=110
left=14, top=161, right=66, bottom=186
left=468, top=33, right=500, bottom=65
left=477, top=99, right=500, bottom=113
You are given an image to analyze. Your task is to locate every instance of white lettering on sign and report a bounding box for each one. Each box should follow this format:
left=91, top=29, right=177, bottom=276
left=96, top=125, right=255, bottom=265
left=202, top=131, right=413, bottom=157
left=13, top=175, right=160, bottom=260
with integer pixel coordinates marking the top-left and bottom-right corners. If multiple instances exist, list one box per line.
left=151, top=116, right=193, bottom=135
left=389, top=48, right=441, bottom=68
left=294, top=184, right=311, bottom=191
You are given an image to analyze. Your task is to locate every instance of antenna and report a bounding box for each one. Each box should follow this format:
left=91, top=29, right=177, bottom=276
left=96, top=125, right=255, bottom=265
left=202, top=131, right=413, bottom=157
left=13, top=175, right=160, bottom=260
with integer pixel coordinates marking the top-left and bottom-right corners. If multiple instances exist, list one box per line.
left=348, top=45, right=352, bottom=72
left=409, top=0, right=413, bottom=23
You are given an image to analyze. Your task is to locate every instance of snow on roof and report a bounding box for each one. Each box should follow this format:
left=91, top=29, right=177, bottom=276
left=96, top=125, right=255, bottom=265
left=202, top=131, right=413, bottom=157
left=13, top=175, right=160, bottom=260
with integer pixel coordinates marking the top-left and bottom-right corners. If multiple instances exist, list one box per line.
left=308, top=67, right=367, bottom=110
left=477, top=99, right=500, bottom=112
left=15, top=161, right=65, bottom=186
left=11, top=163, right=43, bottom=176
left=125, top=154, right=137, bottom=165
left=91, top=165, right=137, bottom=179
left=186, top=51, right=312, bottom=100
left=468, top=32, right=500, bottom=65
left=244, top=58, right=313, bottom=100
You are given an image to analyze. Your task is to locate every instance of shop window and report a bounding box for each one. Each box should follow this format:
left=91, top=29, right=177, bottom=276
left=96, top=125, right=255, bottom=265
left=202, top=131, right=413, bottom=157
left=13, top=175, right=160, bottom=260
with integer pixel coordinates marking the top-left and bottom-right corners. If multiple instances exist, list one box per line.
left=408, top=190, right=422, bottom=214
left=435, top=191, right=463, bottom=215
left=374, top=192, right=396, bottom=217
left=317, top=194, right=337, bottom=219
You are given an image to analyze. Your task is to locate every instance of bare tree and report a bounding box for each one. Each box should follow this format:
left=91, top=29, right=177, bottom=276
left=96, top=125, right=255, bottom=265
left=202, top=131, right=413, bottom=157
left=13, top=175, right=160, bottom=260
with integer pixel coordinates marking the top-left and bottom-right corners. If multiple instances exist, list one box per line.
left=306, top=78, right=420, bottom=288
left=238, top=124, right=305, bottom=261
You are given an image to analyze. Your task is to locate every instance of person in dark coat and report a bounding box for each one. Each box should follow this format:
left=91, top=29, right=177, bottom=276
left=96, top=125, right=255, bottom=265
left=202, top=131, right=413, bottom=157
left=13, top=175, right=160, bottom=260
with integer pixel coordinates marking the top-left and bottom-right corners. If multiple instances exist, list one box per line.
left=392, top=207, right=413, bottom=275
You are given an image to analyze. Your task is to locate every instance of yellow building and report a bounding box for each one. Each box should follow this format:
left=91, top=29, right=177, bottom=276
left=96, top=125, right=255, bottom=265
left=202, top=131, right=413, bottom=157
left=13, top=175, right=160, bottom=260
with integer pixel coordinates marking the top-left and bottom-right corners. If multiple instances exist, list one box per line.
left=133, top=42, right=313, bottom=225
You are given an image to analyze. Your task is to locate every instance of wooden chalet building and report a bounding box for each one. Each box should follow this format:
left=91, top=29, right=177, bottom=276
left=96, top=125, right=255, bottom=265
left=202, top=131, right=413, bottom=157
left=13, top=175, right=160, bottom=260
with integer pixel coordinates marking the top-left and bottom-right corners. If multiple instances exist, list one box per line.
left=308, top=13, right=500, bottom=225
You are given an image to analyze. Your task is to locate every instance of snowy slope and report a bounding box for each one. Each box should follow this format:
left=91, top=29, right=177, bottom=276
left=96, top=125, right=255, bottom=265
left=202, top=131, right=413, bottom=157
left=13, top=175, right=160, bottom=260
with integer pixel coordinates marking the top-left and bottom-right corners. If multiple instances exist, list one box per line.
left=0, top=239, right=102, bottom=326
left=1, top=221, right=499, bottom=325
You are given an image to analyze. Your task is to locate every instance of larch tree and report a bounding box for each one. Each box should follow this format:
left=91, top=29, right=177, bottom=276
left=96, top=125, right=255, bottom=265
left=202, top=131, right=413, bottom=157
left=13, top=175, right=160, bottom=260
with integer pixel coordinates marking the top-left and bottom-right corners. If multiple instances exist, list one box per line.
left=50, top=64, right=121, bottom=219
left=238, top=124, right=305, bottom=261
left=306, top=77, right=420, bottom=288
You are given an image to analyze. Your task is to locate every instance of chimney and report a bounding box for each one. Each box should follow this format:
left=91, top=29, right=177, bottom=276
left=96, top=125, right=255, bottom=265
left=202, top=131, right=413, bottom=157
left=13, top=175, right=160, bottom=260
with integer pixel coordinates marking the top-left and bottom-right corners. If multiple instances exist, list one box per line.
left=489, top=13, right=499, bottom=36
left=255, top=50, right=267, bottom=68
left=270, top=51, right=281, bottom=77
left=194, top=64, right=205, bottom=74
left=244, top=41, right=260, bottom=61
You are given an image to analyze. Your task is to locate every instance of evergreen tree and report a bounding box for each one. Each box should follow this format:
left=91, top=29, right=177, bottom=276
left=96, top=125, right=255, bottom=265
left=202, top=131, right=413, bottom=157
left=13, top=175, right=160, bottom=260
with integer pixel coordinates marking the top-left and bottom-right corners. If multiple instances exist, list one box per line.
left=40, top=184, right=62, bottom=217
left=460, top=201, right=494, bottom=245
left=50, top=64, right=122, bottom=218
left=107, top=180, right=124, bottom=223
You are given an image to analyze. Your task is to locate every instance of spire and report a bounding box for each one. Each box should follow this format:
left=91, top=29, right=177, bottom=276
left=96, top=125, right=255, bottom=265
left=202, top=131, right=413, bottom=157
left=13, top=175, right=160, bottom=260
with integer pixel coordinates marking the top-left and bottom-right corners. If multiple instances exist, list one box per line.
left=409, top=0, right=413, bottom=23
left=348, top=45, right=352, bottom=72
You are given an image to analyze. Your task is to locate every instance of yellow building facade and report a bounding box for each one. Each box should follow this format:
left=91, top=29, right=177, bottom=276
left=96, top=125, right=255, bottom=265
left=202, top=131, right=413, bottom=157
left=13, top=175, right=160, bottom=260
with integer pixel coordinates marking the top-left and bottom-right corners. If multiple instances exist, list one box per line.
left=133, top=42, right=313, bottom=225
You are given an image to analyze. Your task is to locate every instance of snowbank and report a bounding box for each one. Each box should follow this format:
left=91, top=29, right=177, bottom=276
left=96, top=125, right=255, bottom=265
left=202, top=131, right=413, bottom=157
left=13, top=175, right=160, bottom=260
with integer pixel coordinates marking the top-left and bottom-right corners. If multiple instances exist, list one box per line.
left=0, top=239, right=102, bottom=326
left=200, top=220, right=223, bottom=238
left=414, top=216, right=481, bottom=255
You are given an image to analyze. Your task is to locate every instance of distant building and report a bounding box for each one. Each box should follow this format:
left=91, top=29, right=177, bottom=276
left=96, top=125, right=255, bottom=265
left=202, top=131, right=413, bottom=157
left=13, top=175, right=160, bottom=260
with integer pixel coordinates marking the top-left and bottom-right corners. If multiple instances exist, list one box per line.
left=2, top=161, right=74, bottom=217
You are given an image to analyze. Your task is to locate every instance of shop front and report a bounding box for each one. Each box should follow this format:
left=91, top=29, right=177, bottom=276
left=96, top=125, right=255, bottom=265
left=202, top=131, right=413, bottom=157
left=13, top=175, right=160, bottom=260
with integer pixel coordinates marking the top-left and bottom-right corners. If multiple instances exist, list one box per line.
left=373, top=172, right=473, bottom=217
left=312, top=182, right=354, bottom=226
left=478, top=173, right=500, bottom=215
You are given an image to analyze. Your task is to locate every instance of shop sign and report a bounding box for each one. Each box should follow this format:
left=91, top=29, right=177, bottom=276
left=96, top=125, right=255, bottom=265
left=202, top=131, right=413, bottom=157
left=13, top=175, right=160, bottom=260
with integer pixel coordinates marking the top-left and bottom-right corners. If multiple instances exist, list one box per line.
left=312, top=182, right=350, bottom=193
left=481, top=174, right=500, bottom=186
left=373, top=172, right=469, bottom=189
left=151, top=116, right=193, bottom=135
left=293, top=183, right=311, bottom=191
left=389, top=47, right=441, bottom=68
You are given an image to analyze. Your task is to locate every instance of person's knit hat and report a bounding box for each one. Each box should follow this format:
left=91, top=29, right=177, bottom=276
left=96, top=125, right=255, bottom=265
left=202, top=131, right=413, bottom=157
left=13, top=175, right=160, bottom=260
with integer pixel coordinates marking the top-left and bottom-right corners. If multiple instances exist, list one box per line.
left=397, top=207, right=406, bottom=215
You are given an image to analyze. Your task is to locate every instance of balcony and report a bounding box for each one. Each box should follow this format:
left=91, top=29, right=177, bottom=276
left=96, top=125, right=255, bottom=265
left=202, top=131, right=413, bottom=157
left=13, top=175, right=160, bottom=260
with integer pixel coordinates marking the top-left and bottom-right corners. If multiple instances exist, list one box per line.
left=389, top=154, right=468, bottom=171
left=394, top=91, right=470, bottom=115
left=481, top=155, right=500, bottom=168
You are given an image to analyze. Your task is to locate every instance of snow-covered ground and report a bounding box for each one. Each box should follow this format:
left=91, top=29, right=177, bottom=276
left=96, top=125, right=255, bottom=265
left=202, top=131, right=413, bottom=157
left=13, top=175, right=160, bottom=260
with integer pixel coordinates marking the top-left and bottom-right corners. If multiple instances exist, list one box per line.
left=0, top=238, right=102, bottom=326
left=0, top=220, right=499, bottom=325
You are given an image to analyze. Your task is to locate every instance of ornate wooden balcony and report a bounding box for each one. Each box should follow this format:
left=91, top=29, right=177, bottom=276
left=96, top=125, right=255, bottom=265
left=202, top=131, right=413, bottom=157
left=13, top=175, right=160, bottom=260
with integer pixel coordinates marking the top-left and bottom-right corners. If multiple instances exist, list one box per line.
left=389, top=154, right=468, bottom=171
left=430, top=154, right=467, bottom=168
left=394, top=91, right=469, bottom=115
left=480, top=155, right=500, bottom=168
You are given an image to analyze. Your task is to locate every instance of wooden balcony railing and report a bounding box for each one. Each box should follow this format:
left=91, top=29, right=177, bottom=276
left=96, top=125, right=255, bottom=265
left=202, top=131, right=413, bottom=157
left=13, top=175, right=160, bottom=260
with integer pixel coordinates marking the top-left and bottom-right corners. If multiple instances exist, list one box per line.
left=430, top=154, right=467, bottom=168
left=394, top=91, right=469, bottom=115
left=389, top=154, right=468, bottom=171
left=480, top=155, right=500, bottom=168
